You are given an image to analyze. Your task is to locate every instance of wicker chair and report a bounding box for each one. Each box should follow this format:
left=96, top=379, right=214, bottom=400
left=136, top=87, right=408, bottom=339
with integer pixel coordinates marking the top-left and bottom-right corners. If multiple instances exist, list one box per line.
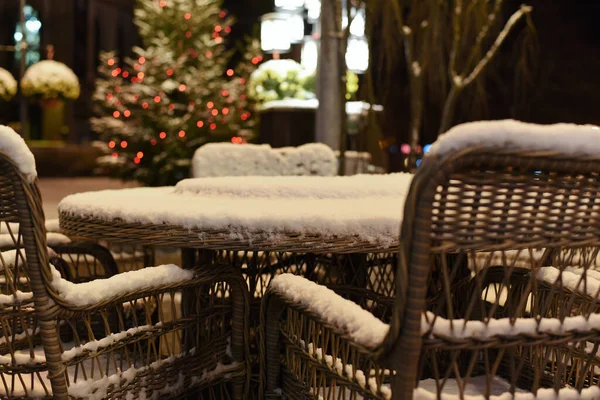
left=262, top=122, right=600, bottom=399
left=0, top=144, right=249, bottom=398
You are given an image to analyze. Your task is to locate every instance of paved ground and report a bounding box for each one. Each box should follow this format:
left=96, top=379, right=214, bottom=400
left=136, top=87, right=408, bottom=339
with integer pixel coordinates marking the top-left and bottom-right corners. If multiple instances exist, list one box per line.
left=38, top=177, right=138, bottom=220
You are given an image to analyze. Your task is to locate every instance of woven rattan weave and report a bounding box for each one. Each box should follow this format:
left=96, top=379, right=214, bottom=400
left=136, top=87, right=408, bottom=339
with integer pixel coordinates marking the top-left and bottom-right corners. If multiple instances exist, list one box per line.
left=0, top=151, right=250, bottom=399
left=262, top=147, right=600, bottom=399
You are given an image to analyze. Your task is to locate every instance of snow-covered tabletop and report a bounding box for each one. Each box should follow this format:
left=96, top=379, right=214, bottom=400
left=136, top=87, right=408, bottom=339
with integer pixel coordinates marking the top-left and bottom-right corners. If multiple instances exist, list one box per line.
left=58, top=174, right=412, bottom=252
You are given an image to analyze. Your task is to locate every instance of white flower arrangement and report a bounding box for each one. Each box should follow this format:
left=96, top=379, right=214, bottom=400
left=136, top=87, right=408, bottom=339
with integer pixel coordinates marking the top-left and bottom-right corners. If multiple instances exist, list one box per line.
left=21, top=60, right=80, bottom=101
left=248, top=59, right=314, bottom=105
left=0, top=68, right=17, bottom=102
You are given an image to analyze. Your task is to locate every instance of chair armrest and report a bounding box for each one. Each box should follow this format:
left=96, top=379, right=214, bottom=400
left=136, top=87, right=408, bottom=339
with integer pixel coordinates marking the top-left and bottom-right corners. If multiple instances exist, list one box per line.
left=267, top=274, right=389, bottom=349
left=47, top=263, right=238, bottom=314
left=50, top=241, right=119, bottom=277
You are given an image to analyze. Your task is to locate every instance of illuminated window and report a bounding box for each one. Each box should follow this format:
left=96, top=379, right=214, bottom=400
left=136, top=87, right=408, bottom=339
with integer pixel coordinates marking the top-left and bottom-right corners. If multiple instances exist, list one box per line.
left=14, top=5, right=42, bottom=67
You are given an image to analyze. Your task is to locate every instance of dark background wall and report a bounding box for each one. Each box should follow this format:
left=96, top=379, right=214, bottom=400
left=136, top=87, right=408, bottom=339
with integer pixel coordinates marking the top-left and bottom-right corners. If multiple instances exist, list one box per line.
left=1, top=0, right=600, bottom=162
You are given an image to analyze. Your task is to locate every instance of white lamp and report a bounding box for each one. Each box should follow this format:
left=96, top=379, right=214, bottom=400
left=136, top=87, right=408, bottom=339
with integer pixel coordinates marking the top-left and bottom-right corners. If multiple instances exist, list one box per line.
left=260, top=13, right=291, bottom=53
left=284, top=11, right=305, bottom=43
left=346, top=36, right=369, bottom=73
left=301, top=36, right=319, bottom=72
left=274, top=0, right=304, bottom=11
left=305, top=0, right=320, bottom=22
left=349, top=7, right=365, bottom=37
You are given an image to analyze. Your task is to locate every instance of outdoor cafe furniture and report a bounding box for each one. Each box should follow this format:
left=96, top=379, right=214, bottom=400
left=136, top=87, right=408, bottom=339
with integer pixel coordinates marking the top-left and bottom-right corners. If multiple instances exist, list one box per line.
left=58, top=171, right=414, bottom=393
left=261, top=120, right=600, bottom=399
left=0, top=128, right=249, bottom=399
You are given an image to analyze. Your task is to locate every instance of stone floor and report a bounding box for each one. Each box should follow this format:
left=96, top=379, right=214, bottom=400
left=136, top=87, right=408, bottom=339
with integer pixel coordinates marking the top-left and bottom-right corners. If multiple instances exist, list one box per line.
left=38, top=177, right=138, bottom=220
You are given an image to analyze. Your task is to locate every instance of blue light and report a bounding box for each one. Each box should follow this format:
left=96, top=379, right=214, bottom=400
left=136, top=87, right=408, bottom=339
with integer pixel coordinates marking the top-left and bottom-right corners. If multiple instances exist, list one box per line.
left=416, top=159, right=422, bottom=167
left=534, top=170, right=542, bottom=175
left=390, top=144, right=398, bottom=154
left=423, top=144, right=432, bottom=154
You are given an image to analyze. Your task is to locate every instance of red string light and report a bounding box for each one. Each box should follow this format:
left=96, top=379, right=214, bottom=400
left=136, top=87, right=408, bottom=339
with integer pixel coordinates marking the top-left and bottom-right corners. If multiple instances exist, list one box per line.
left=106, top=94, right=113, bottom=101
left=215, top=37, right=223, bottom=44
left=211, top=109, right=218, bottom=116
left=226, top=69, right=234, bottom=77
left=112, top=152, right=118, bottom=158
left=206, top=51, right=213, bottom=58
left=137, top=151, right=144, bottom=158
left=210, top=123, right=217, bottom=130
left=159, top=0, right=167, bottom=7
left=134, top=157, right=141, bottom=164
left=137, top=72, right=145, bottom=80
left=107, top=59, right=115, bottom=66
left=185, top=31, right=192, bottom=38
left=120, top=141, right=128, bottom=148
left=184, top=12, right=191, bottom=19
left=215, top=26, right=222, bottom=32
left=151, top=139, right=157, bottom=146
left=207, top=101, right=214, bottom=109
left=197, top=120, right=204, bottom=128
left=231, top=136, right=242, bottom=144
left=142, top=102, right=149, bottom=109
left=178, top=130, right=186, bottom=138
left=225, top=26, right=231, bottom=33
left=122, top=71, right=129, bottom=78
left=166, top=69, right=174, bottom=76
left=169, top=104, right=175, bottom=110
left=113, top=111, right=120, bottom=118
left=159, top=132, right=167, bottom=139
left=178, top=84, right=186, bottom=91
left=124, top=110, right=131, bottom=118
left=219, top=11, right=226, bottom=18
left=222, top=107, right=229, bottom=115
left=154, top=96, right=161, bottom=103
left=108, top=140, right=116, bottom=148
left=221, top=90, right=229, bottom=97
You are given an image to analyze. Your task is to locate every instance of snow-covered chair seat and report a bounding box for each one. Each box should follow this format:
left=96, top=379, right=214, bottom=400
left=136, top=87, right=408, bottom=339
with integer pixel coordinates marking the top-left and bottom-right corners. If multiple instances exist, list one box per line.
left=0, top=126, right=250, bottom=399
left=262, top=120, right=600, bottom=399
left=191, top=142, right=338, bottom=178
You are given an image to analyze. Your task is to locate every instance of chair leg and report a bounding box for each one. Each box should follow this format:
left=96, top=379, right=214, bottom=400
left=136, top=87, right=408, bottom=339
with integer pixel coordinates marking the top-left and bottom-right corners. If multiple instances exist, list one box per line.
left=260, top=292, right=286, bottom=398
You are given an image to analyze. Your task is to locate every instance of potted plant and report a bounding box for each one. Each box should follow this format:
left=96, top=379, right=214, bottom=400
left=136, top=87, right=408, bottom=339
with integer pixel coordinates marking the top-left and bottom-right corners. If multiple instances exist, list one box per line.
left=0, top=68, right=17, bottom=102
left=20, top=60, right=80, bottom=108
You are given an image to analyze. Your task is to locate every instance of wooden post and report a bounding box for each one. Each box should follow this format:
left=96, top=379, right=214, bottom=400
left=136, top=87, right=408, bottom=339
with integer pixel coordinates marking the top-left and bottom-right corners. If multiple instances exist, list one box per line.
left=315, top=0, right=342, bottom=150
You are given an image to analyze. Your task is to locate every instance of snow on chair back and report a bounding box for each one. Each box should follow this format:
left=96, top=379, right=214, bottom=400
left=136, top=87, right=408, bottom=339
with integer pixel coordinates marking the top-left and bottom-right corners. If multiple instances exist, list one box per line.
left=191, top=142, right=337, bottom=177
left=0, top=125, right=57, bottom=398
left=390, top=119, right=600, bottom=397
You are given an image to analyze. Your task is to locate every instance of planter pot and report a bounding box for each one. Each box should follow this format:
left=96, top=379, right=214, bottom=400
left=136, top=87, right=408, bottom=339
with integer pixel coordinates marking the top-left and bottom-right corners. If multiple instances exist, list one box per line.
left=39, top=98, right=63, bottom=109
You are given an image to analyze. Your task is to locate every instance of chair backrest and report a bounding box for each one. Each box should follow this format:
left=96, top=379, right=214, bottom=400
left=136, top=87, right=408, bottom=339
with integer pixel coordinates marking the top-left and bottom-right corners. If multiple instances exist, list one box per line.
left=0, top=127, right=67, bottom=398
left=191, top=142, right=338, bottom=177
left=387, top=120, right=600, bottom=397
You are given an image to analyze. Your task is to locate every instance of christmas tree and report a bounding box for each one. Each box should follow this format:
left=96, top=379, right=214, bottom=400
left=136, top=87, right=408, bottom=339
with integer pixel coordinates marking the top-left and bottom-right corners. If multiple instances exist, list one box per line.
left=93, top=0, right=262, bottom=186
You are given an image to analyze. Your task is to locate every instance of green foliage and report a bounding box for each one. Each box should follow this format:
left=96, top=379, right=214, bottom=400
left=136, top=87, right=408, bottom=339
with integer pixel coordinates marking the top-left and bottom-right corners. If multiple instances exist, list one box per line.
left=93, top=0, right=262, bottom=186
left=248, top=59, right=361, bottom=106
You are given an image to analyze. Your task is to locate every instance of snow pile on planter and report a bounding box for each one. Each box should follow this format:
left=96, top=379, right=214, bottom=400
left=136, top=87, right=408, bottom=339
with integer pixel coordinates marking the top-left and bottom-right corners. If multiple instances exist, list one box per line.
left=0, top=125, right=37, bottom=181
left=191, top=142, right=338, bottom=178
left=20, top=60, right=80, bottom=100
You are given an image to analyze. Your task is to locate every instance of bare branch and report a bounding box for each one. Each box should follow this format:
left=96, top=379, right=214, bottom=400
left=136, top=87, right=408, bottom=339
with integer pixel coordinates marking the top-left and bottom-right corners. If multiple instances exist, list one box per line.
left=463, top=4, right=532, bottom=86
left=463, top=0, right=504, bottom=73
left=448, top=0, right=464, bottom=80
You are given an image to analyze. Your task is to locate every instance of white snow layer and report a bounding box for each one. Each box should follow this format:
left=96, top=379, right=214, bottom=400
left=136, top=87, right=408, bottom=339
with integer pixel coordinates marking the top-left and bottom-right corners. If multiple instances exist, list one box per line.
left=0, top=125, right=37, bottom=181
left=49, top=263, right=194, bottom=307
left=430, top=120, right=600, bottom=157
left=270, top=274, right=390, bottom=347
left=259, top=99, right=383, bottom=114
left=59, top=174, right=413, bottom=246
left=271, top=273, right=600, bottom=348
left=191, top=142, right=338, bottom=178
left=175, top=173, right=412, bottom=199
